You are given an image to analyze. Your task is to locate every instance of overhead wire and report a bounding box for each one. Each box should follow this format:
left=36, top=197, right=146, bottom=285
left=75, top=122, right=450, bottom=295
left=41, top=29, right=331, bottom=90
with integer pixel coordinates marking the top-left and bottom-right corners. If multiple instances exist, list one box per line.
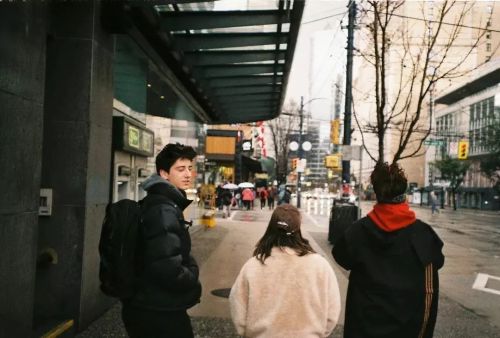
left=301, top=10, right=348, bottom=25
left=308, top=9, right=350, bottom=93
left=363, top=9, right=500, bottom=34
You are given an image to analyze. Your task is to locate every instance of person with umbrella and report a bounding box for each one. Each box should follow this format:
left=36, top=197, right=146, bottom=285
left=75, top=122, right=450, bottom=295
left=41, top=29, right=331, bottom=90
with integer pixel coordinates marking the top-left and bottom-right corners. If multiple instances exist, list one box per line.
left=242, top=187, right=254, bottom=210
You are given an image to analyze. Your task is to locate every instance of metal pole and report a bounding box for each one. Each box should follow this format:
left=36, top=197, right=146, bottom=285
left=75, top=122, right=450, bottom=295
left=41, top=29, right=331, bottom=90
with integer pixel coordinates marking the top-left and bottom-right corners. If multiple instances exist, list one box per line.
left=342, top=0, right=356, bottom=183
left=297, top=96, right=304, bottom=208
left=358, top=148, right=362, bottom=218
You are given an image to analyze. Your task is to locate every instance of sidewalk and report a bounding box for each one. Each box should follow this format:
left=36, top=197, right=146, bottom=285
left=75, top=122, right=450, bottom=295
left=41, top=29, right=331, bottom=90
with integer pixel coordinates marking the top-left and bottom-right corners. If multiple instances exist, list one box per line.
left=77, top=207, right=345, bottom=338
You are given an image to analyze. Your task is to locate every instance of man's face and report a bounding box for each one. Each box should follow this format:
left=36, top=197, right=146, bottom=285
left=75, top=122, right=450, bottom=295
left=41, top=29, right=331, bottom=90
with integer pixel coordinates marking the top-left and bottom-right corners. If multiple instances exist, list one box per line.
left=159, top=158, right=193, bottom=190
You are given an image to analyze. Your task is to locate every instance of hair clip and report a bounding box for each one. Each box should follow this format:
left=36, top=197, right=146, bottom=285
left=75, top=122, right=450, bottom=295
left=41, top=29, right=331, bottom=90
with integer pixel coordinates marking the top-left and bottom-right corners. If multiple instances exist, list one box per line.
left=286, top=232, right=293, bottom=236
left=277, top=221, right=289, bottom=228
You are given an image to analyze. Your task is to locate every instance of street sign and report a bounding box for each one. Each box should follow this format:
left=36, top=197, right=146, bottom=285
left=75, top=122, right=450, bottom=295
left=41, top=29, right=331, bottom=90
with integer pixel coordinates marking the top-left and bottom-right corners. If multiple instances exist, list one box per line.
left=423, top=139, right=445, bottom=146
left=449, top=141, right=458, bottom=157
left=297, top=158, right=307, bottom=173
left=325, top=154, right=340, bottom=168
left=341, top=145, right=362, bottom=161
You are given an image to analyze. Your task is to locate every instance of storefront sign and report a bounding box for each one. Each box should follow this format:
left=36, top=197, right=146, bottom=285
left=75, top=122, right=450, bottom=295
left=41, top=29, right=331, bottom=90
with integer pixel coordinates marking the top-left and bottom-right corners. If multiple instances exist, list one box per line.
left=113, top=116, right=155, bottom=157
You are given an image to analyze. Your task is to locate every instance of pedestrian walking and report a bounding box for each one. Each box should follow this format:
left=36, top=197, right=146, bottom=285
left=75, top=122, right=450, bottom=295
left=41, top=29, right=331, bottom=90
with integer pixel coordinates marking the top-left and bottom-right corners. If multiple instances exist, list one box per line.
left=216, top=183, right=224, bottom=210
left=252, top=188, right=256, bottom=209
left=278, top=186, right=291, bottom=205
left=267, top=186, right=276, bottom=210
left=122, top=143, right=202, bottom=338
left=230, top=204, right=341, bottom=338
left=235, top=190, right=242, bottom=209
left=259, top=188, right=268, bottom=209
left=242, top=188, right=253, bottom=210
left=430, top=190, right=440, bottom=214
left=221, top=188, right=233, bottom=218
left=332, top=162, right=444, bottom=338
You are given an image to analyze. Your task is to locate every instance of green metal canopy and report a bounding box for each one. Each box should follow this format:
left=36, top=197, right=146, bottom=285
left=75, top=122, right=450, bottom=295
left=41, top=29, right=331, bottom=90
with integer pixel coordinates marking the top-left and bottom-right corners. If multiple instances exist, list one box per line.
left=104, top=0, right=304, bottom=124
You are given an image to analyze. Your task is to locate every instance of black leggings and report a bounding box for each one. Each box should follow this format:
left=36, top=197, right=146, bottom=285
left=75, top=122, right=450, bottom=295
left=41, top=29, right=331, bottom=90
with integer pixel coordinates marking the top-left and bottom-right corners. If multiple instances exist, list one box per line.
left=122, top=304, right=194, bottom=338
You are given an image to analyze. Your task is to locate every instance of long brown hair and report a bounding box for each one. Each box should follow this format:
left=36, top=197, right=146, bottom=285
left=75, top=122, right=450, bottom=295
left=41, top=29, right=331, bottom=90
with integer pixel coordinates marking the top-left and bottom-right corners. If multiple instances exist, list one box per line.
left=253, top=204, right=315, bottom=264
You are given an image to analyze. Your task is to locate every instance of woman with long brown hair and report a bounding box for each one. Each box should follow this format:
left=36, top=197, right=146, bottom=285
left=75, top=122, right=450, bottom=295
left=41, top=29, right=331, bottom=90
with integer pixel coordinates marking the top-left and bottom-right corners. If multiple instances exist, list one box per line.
left=229, top=204, right=341, bottom=338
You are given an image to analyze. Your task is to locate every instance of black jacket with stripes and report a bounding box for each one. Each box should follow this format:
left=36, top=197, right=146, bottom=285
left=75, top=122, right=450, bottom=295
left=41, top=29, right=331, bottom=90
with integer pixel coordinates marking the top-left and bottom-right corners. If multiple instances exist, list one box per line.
left=333, top=217, right=444, bottom=338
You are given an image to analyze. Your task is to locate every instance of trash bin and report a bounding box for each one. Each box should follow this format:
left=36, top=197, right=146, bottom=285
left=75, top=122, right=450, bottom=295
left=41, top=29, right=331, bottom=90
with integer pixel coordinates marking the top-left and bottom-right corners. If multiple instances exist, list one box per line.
left=328, top=202, right=359, bottom=245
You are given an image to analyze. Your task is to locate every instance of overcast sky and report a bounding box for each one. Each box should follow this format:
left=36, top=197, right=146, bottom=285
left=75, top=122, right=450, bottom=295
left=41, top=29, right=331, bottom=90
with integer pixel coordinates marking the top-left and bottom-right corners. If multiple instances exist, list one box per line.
left=285, top=0, right=349, bottom=104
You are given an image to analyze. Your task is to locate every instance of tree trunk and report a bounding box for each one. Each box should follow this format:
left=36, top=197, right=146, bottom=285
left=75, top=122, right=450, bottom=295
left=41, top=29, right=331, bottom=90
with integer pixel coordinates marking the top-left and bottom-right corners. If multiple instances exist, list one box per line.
left=452, top=189, right=457, bottom=211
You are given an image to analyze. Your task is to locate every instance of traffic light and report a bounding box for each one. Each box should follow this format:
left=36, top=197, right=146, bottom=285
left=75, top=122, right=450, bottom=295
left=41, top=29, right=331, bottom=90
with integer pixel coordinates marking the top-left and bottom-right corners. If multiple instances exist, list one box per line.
left=291, top=158, right=298, bottom=170
left=330, top=119, right=340, bottom=145
left=457, top=140, right=469, bottom=160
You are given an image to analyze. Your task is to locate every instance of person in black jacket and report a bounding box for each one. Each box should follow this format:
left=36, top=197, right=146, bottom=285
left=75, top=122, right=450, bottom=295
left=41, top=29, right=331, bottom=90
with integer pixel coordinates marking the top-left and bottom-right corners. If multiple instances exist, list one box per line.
left=122, top=143, right=202, bottom=338
left=332, top=162, right=444, bottom=338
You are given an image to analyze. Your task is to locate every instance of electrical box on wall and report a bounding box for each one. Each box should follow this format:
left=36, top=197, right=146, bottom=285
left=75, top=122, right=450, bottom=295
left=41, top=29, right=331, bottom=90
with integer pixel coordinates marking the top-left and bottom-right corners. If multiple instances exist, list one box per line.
left=39, top=188, right=53, bottom=216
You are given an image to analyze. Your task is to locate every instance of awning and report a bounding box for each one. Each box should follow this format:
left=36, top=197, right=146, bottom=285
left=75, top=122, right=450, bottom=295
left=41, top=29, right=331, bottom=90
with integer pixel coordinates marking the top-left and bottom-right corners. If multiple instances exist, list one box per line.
left=104, top=0, right=305, bottom=124
left=242, top=155, right=265, bottom=173
left=435, top=67, right=500, bottom=105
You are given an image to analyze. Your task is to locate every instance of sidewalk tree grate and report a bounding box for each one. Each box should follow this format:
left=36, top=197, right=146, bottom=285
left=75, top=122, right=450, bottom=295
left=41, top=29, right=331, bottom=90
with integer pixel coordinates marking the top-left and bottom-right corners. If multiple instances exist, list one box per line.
left=211, top=288, right=231, bottom=298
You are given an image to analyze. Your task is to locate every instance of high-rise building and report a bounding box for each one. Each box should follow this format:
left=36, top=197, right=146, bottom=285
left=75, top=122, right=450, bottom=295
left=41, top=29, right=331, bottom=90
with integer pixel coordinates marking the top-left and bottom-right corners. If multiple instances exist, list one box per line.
left=352, top=1, right=500, bottom=188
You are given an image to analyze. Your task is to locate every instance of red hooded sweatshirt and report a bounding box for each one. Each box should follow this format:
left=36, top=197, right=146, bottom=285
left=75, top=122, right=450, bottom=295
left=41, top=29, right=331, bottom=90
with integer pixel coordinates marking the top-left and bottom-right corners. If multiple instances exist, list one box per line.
left=367, top=202, right=416, bottom=232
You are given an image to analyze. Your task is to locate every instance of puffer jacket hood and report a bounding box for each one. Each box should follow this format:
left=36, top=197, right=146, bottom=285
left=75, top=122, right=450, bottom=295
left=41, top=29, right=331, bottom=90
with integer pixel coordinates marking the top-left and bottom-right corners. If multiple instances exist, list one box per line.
left=140, top=174, right=192, bottom=211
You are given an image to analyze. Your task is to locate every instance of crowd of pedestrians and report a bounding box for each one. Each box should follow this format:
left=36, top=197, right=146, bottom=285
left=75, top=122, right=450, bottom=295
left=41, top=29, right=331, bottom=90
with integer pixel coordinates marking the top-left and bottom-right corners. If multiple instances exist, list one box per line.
left=109, top=142, right=444, bottom=338
left=211, top=184, right=281, bottom=213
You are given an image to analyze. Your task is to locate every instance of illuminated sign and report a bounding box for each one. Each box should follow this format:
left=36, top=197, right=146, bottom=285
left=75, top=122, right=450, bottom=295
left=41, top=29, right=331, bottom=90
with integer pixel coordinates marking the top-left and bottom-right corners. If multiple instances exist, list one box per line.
left=128, top=125, right=140, bottom=149
left=242, top=140, right=253, bottom=151
left=113, top=117, right=155, bottom=157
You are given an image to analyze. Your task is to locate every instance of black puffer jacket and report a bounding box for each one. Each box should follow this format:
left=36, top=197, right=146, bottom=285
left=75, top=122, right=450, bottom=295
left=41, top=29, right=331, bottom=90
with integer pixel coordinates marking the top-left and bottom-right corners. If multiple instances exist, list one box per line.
left=129, top=174, right=201, bottom=311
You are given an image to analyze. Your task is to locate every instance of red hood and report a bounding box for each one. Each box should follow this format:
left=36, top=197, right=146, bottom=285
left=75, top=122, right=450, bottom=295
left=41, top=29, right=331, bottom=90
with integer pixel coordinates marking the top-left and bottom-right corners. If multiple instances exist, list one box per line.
left=367, top=202, right=416, bottom=232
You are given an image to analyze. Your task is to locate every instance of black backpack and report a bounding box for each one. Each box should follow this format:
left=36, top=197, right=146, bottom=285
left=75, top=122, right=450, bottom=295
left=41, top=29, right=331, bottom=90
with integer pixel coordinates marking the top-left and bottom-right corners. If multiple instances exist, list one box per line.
left=98, top=199, right=143, bottom=299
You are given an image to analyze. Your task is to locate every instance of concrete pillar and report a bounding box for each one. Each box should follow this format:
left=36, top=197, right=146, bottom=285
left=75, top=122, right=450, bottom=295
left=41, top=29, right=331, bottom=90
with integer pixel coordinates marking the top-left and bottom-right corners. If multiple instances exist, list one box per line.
left=0, top=4, right=47, bottom=336
left=34, top=1, right=114, bottom=331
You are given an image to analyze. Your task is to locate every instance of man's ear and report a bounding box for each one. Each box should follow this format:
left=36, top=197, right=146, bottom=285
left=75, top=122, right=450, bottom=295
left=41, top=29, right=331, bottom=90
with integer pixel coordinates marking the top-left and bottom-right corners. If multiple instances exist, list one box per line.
left=159, top=169, right=169, bottom=180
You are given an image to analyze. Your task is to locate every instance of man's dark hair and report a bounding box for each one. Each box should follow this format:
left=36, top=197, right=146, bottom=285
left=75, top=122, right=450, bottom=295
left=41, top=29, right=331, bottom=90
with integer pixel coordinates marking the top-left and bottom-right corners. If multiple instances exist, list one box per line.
left=155, top=143, right=197, bottom=174
left=370, top=162, right=408, bottom=203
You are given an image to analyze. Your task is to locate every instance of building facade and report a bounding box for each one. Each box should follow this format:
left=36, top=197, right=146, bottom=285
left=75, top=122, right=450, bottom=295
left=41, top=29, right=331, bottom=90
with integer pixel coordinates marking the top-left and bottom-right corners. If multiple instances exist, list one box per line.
left=432, top=62, right=500, bottom=210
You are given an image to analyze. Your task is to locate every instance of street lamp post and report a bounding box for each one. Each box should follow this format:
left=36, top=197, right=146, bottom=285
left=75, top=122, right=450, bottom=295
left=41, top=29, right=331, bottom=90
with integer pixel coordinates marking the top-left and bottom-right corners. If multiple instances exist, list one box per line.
left=297, top=96, right=305, bottom=208
left=284, top=96, right=331, bottom=208
left=296, top=96, right=333, bottom=208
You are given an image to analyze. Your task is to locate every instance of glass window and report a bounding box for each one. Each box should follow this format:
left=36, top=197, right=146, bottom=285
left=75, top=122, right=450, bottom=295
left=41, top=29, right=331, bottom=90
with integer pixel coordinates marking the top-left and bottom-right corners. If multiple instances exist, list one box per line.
left=488, top=97, right=494, bottom=118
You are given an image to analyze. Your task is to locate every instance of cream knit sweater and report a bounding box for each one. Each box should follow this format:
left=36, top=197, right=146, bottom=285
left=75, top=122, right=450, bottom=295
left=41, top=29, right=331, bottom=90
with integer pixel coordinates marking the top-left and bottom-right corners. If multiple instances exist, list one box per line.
left=229, top=247, right=341, bottom=338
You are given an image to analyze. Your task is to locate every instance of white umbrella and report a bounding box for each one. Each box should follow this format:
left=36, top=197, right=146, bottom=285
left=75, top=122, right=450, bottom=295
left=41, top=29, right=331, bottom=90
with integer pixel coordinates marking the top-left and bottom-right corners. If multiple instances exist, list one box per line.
left=222, top=183, right=239, bottom=190
left=238, top=182, right=254, bottom=188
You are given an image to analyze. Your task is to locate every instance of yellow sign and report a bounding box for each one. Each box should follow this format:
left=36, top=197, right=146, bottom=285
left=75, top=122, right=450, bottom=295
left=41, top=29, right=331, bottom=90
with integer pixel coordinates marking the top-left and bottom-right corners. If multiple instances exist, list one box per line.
left=330, top=119, right=340, bottom=145
left=458, top=140, right=469, bottom=160
left=325, top=154, right=340, bottom=168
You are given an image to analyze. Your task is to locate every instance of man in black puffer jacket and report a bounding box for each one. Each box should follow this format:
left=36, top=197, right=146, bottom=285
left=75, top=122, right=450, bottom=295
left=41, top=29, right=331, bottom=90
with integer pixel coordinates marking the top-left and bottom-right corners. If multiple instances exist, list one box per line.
left=121, top=143, right=202, bottom=338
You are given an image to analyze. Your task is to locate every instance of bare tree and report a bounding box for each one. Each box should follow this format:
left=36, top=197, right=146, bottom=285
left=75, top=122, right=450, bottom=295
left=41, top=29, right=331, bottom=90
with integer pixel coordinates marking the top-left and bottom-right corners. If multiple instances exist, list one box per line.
left=353, top=0, right=494, bottom=164
left=267, top=100, right=299, bottom=184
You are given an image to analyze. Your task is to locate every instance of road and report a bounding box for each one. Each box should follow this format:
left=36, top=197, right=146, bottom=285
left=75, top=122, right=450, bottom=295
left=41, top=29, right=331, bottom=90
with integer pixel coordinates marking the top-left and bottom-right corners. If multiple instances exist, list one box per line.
left=304, top=201, right=500, bottom=338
